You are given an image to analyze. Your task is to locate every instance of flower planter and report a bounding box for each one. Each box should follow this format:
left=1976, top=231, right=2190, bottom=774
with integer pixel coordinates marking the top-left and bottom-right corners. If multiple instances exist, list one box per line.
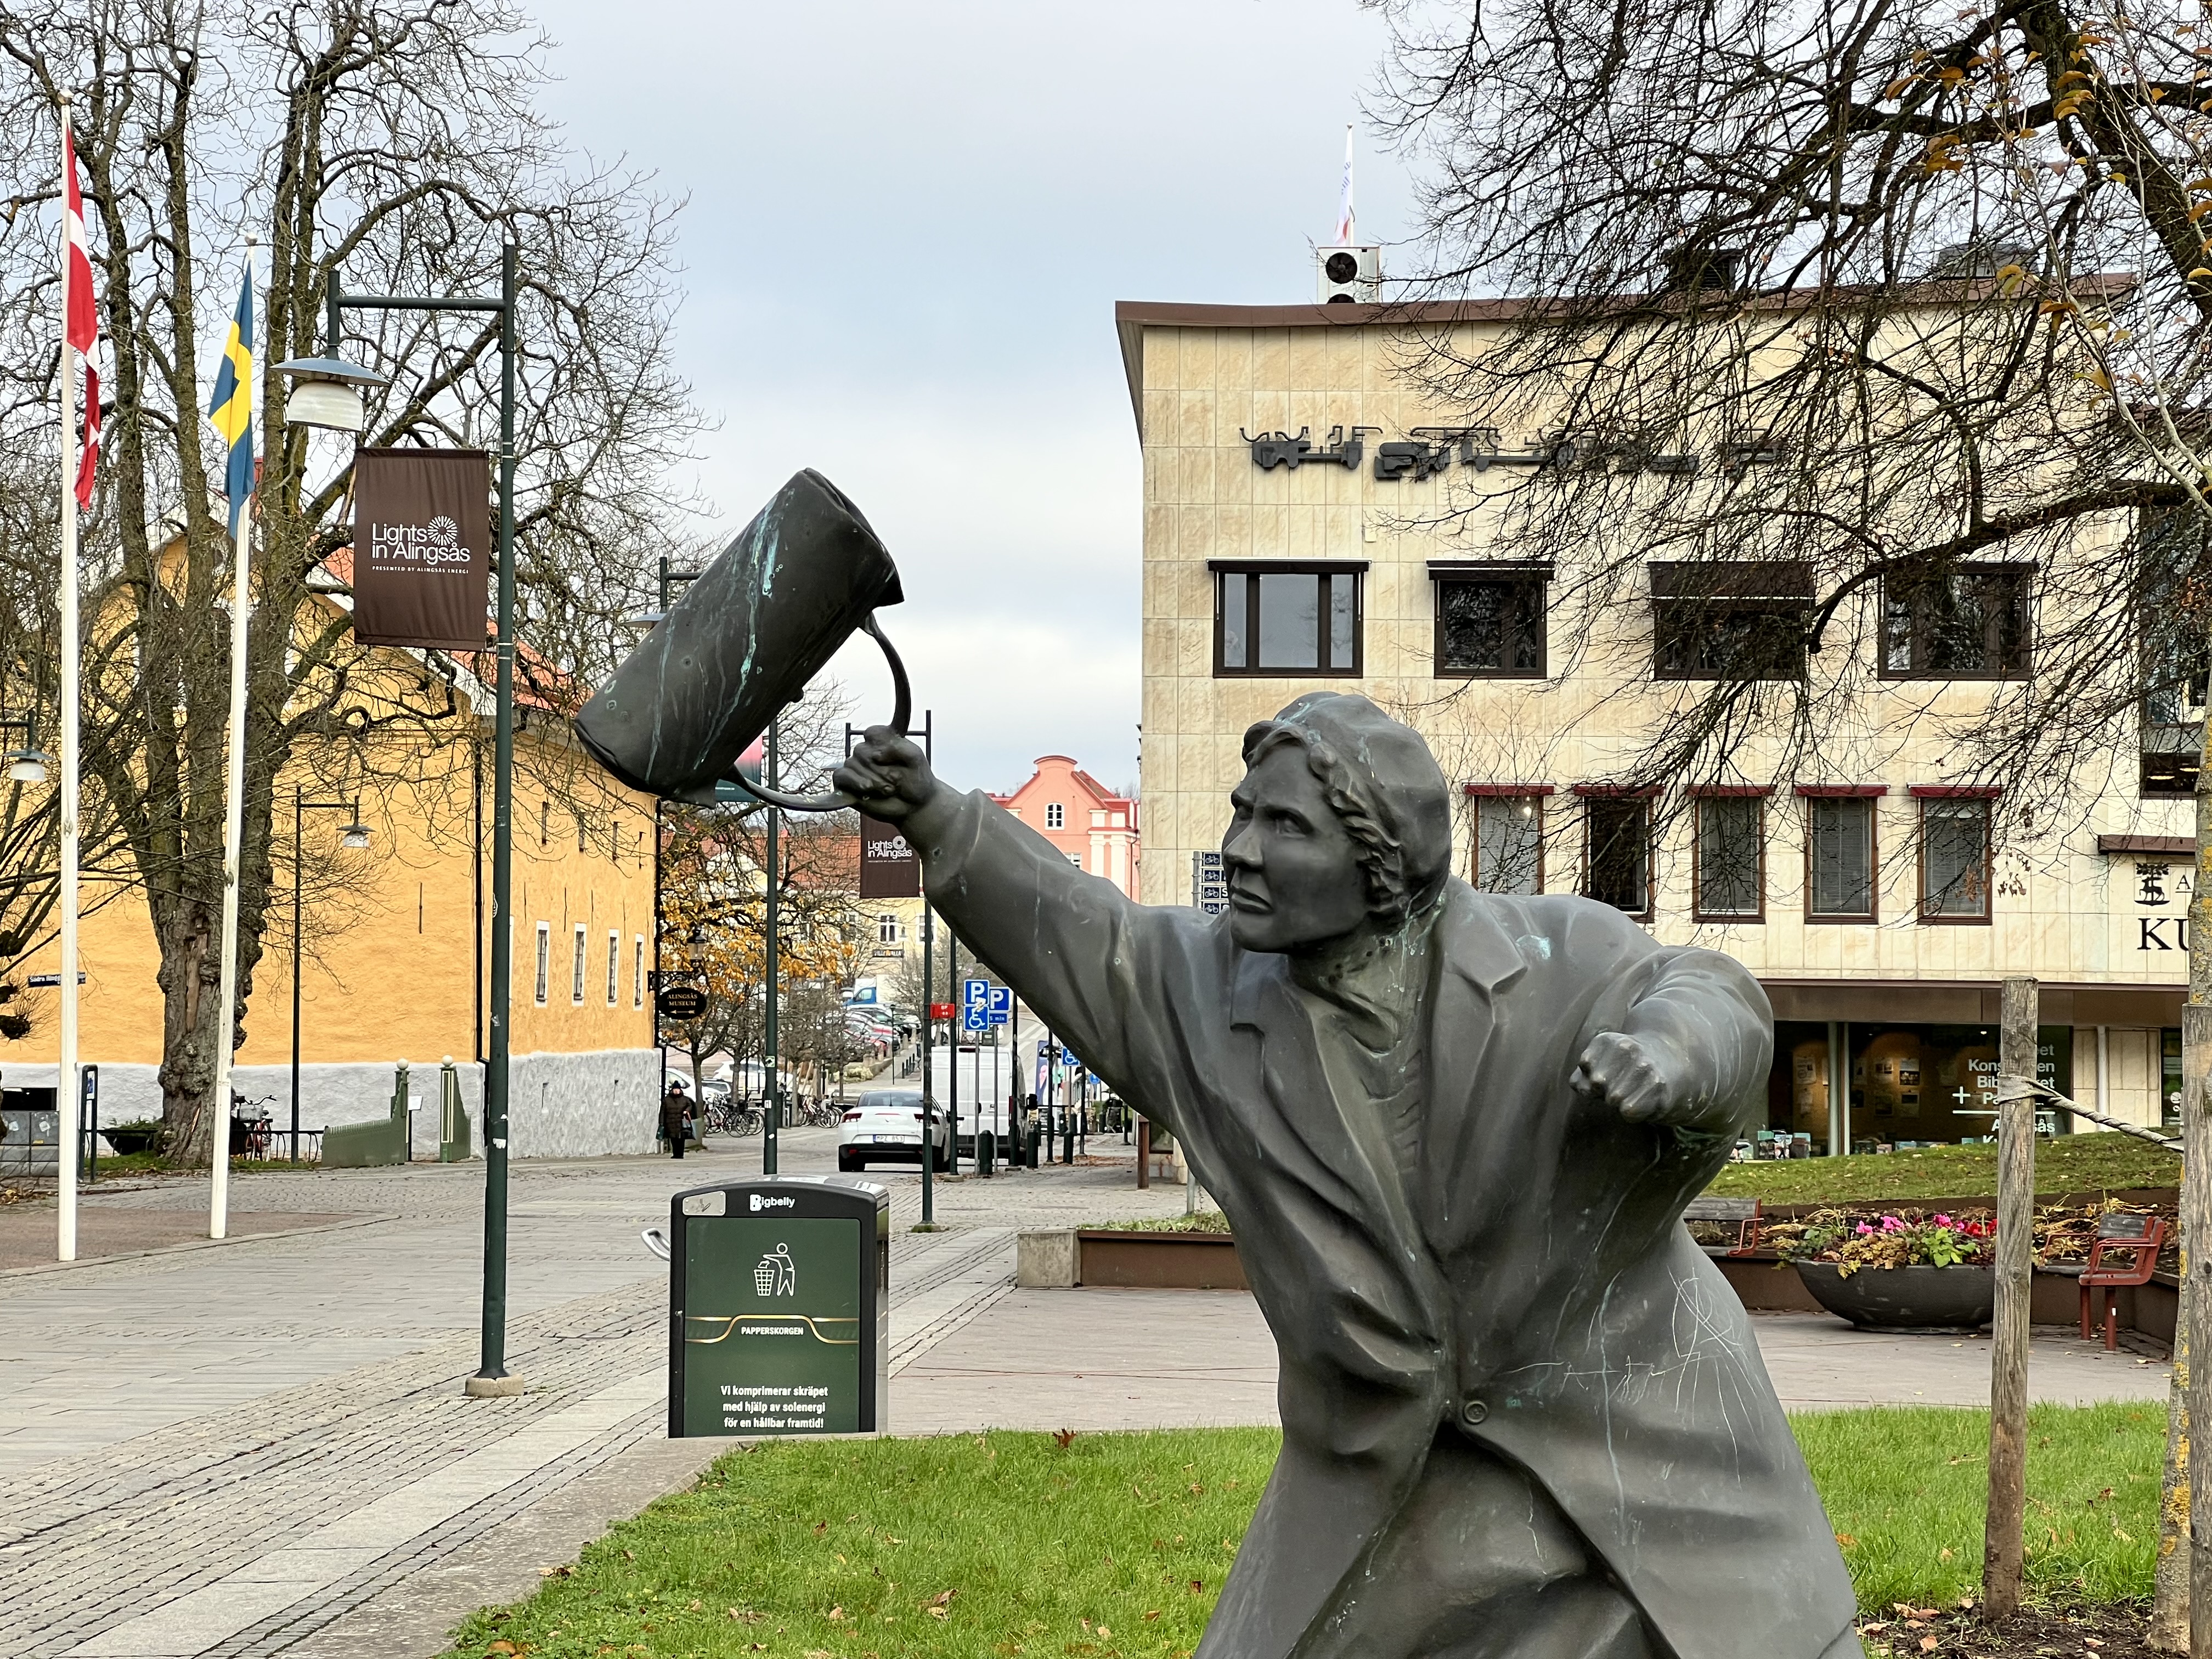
left=1793, top=1262, right=1995, bottom=1333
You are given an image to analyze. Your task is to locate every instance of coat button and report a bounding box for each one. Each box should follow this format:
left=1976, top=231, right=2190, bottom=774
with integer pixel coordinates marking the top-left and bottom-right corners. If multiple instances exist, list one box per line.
left=1462, top=1396, right=1487, bottom=1426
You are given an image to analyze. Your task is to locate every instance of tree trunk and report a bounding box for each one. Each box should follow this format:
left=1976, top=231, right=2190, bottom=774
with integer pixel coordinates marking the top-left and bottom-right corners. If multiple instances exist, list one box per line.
left=2155, top=654, right=2212, bottom=1647
left=153, top=894, right=222, bottom=1166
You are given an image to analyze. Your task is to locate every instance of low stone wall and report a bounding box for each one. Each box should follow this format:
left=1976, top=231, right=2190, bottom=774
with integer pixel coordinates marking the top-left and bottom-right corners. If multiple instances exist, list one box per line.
left=2, top=1046, right=659, bottom=1161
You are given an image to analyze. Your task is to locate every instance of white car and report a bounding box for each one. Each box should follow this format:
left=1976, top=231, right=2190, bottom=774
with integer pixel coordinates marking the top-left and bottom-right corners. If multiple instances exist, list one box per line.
left=836, top=1088, right=950, bottom=1173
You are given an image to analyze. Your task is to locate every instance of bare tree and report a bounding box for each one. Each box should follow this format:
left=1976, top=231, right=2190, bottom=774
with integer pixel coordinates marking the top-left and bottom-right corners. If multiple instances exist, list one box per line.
left=1372, top=0, right=2212, bottom=1637
left=0, top=0, right=698, bottom=1160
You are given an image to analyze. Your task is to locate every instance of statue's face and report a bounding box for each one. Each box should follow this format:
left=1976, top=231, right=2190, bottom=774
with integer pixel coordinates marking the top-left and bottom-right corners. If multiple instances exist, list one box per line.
left=1222, top=744, right=1373, bottom=954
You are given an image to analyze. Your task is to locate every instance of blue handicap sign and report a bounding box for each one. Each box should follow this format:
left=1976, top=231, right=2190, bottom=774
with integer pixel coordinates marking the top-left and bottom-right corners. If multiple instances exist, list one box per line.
left=962, top=1005, right=989, bottom=1031
left=988, top=987, right=1012, bottom=1025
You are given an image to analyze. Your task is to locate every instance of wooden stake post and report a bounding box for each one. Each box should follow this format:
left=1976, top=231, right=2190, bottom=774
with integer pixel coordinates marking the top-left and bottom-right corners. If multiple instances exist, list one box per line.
left=2186, top=1001, right=2212, bottom=1657
left=1982, top=975, right=2038, bottom=1620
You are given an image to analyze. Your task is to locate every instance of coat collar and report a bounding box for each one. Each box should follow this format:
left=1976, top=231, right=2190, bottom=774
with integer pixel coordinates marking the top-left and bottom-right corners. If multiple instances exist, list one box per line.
left=1229, top=881, right=1528, bottom=1028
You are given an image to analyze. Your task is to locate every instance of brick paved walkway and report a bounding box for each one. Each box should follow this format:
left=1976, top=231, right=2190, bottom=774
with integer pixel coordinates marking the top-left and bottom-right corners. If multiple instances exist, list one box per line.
left=0, top=1131, right=1187, bottom=1659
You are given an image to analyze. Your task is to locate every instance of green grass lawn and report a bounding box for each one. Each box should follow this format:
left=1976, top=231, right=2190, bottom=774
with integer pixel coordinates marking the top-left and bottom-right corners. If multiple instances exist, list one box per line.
left=443, top=1404, right=2166, bottom=1659
left=1705, top=1132, right=2180, bottom=1205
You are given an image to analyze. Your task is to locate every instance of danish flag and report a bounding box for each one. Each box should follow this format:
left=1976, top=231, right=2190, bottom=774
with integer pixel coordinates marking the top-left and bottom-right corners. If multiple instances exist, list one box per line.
left=62, top=119, right=99, bottom=509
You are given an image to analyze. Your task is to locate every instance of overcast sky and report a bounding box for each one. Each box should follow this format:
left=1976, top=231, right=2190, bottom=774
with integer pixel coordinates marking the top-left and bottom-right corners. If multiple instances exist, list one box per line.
left=521, top=0, right=1416, bottom=795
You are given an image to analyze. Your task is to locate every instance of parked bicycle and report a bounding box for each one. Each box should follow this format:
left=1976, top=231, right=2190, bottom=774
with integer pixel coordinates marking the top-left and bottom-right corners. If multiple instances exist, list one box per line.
left=229, top=1092, right=279, bottom=1159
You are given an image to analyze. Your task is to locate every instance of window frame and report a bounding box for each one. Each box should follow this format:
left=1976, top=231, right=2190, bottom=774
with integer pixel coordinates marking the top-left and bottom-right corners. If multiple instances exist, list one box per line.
left=534, top=922, right=550, bottom=1005
left=1690, top=787, right=1770, bottom=923
left=1464, top=785, right=1551, bottom=894
left=633, top=935, right=645, bottom=1009
left=1046, top=803, right=1065, bottom=829
left=1649, top=561, right=1813, bottom=683
left=606, top=929, right=620, bottom=1005
left=878, top=912, right=900, bottom=945
left=1576, top=787, right=1655, bottom=922
left=1799, top=787, right=1883, bottom=924
left=1430, top=561, right=1551, bottom=680
left=1914, top=788, right=1997, bottom=925
left=571, top=923, right=588, bottom=1005
left=1209, top=560, right=1367, bottom=678
left=1878, top=562, right=2033, bottom=681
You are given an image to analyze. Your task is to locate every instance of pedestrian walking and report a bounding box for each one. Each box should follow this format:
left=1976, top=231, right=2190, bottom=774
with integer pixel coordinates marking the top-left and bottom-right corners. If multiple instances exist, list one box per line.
left=660, top=1078, right=691, bottom=1159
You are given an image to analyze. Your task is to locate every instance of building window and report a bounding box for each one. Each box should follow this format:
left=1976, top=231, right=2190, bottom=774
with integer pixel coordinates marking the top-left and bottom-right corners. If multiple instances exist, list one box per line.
left=878, top=913, right=900, bottom=945
left=1213, top=562, right=1363, bottom=676
left=1694, top=795, right=1764, bottom=921
left=539, top=800, right=549, bottom=846
left=572, top=924, right=588, bottom=1004
left=1046, top=803, right=1065, bottom=829
left=606, top=930, right=620, bottom=1004
left=1469, top=793, right=1544, bottom=894
left=1432, top=566, right=1547, bottom=678
left=1919, top=794, right=1993, bottom=922
left=1650, top=561, right=1812, bottom=681
left=1882, top=566, right=2030, bottom=678
left=2141, top=518, right=2207, bottom=797
left=1582, top=795, right=1650, bottom=918
left=1067, top=853, right=1084, bottom=868
left=577, top=812, right=587, bottom=853
left=534, top=923, right=550, bottom=1005
left=633, top=935, right=645, bottom=1008
left=1806, top=795, right=1877, bottom=921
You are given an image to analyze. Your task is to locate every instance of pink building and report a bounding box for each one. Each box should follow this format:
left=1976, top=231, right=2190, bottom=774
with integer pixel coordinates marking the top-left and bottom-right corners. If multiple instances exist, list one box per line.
left=990, top=756, right=1141, bottom=899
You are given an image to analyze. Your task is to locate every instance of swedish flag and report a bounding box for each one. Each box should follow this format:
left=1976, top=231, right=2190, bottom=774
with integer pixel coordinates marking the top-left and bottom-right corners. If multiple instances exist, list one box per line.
left=207, top=269, right=253, bottom=534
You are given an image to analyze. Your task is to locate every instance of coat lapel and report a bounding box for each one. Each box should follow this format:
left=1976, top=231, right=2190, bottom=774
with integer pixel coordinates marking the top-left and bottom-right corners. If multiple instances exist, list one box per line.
left=1228, top=950, right=1403, bottom=1230
left=1419, top=885, right=1532, bottom=1244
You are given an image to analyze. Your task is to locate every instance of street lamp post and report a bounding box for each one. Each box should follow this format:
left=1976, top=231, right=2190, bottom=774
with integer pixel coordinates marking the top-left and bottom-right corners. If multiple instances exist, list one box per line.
left=763, top=718, right=780, bottom=1176
left=291, top=792, right=370, bottom=1164
left=276, top=244, right=524, bottom=1396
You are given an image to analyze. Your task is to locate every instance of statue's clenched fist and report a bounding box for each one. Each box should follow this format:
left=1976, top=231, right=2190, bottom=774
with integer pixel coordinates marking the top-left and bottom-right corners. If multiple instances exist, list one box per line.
left=1571, top=1031, right=1700, bottom=1125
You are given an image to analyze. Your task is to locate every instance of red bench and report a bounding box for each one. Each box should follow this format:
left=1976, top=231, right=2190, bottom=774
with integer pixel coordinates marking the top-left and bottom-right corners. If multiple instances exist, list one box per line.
left=2079, top=1212, right=2168, bottom=1351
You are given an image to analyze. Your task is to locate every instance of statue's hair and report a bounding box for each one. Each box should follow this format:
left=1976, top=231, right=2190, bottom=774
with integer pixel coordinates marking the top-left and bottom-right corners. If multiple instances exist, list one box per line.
left=1241, top=722, right=1428, bottom=922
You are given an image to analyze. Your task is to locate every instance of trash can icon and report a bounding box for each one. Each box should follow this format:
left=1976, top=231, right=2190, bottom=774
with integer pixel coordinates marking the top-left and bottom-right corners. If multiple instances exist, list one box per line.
left=754, top=1243, right=795, bottom=1296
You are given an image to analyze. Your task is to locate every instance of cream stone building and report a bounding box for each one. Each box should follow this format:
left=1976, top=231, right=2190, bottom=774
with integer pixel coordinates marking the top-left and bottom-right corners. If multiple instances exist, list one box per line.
left=1118, top=295, right=2190, bottom=1154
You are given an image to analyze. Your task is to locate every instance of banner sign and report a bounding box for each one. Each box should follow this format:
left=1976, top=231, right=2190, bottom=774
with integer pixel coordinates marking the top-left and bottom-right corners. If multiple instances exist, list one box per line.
left=353, top=448, right=491, bottom=650
left=859, top=815, right=921, bottom=899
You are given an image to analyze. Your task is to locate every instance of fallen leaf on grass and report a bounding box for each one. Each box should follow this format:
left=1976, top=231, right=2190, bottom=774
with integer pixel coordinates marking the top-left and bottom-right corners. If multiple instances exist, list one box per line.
left=539, top=1565, right=573, bottom=1578
left=1835, top=1533, right=1858, bottom=1549
left=927, top=1607, right=949, bottom=1621
left=729, top=1609, right=766, bottom=1624
left=1189, top=1579, right=1204, bottom=1594
left=1054, top=1428, right=1077, bottom=1448
left=828, top=1607, right=846, bottom=1622
left=1938, top=1548, right=1953, bottom=1561
left=1920, top=1638, right=1938, bottom=1654
left=1144, top=1611, right=1162, bottom=1622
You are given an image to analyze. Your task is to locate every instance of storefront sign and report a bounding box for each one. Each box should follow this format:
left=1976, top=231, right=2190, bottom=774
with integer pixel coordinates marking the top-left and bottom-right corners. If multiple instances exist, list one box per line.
left=858, top=816, right=919, bottom=899
left=2115, top=856, right=2194, bottom=955
left=352, top=448, right=491, bottom=650
left=667, top=1178, right=888, bottom=1437
left=1243, top=421, right=1783, bottom=482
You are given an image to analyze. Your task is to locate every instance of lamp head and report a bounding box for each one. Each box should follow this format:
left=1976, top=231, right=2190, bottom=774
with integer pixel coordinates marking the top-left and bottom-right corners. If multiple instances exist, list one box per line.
left=340, top=821, right=371, bottom=850
left=273, top=354, right=390, bottom=434
left=5, top=749, right=48, bottom=786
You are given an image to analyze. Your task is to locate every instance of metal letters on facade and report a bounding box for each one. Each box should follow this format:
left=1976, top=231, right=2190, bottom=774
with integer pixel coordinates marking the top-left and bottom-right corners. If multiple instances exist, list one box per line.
left=1246, top=423, right=1787, bottom=483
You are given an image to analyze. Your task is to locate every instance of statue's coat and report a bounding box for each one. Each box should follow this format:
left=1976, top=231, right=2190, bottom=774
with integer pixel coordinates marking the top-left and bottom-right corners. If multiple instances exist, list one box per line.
left=918, top=791, right=1863, bottom=1659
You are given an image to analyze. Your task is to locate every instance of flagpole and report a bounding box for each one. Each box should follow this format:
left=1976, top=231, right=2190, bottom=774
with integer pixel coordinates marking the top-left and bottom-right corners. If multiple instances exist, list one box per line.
left=208, top=242, right=254, bottom=1241
left=55, top=95, right=81, bottom=1265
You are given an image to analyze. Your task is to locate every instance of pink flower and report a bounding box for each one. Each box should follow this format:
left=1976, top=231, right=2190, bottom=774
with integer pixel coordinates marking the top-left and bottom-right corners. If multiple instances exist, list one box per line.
left=1934, top=1215, right=1954, bottom=1227
left=1881, top=1216, right=1906, bottom=1233
left=1855, top=1222, right=1874, bottom=1235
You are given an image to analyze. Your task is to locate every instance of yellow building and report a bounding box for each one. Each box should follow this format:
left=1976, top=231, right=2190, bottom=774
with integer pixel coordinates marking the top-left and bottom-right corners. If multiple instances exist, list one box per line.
left=10, top=554, right=660, bottom=1158
left=1119, top=294, right=2188, bottom=1151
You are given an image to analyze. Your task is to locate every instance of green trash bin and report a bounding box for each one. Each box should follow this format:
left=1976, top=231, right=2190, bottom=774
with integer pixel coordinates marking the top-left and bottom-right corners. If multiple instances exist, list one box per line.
left=656, top=1176, right=889, bottom=1438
